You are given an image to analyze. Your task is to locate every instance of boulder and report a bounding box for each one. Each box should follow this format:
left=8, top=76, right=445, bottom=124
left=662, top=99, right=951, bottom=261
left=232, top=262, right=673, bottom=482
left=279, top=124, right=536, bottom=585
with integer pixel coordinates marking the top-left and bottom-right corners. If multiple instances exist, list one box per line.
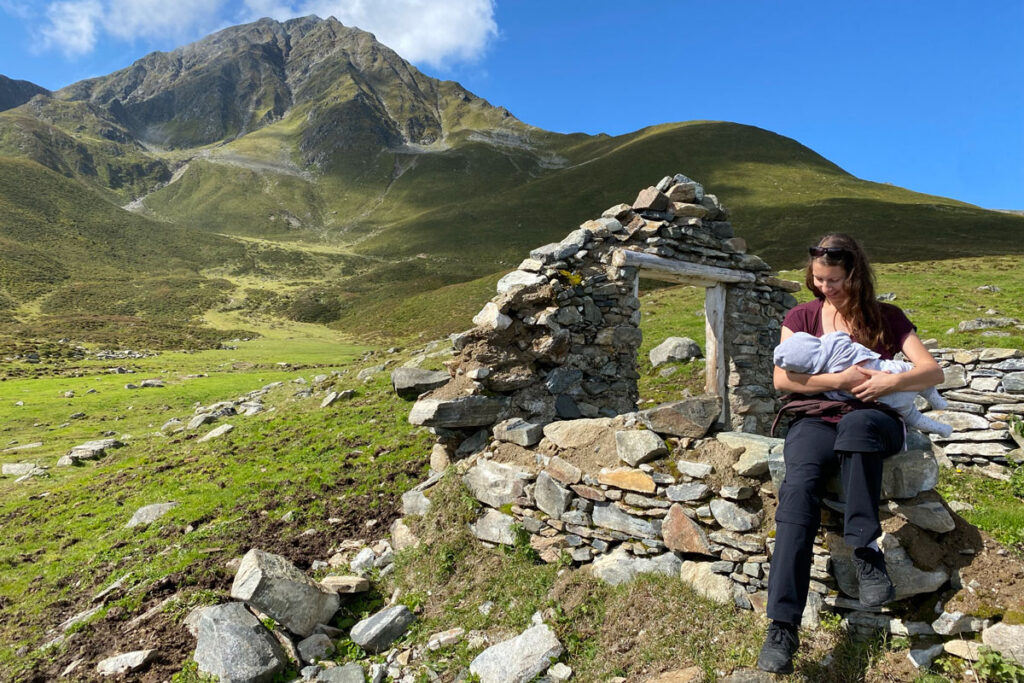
left=193, top=602, right=286, bottom=683
left=591, top=502, right=658, bottom=538
left=350, top=605, right=415, bottom=654
left=614, top=430, right=668, bottom=467
left=885, top=498, right=956, bottom=533
left=666, top=482, right=711, bottom=503
left=534, top=472, right=573, bottom=520
left=126, top=502, right=179, bottom=528
left=828, top=533, right=948, bottom=602
left=982, top=622, right=1024, bottom=666
left=679, top=561, right=734, bottom=604
left=591, top=547, right=682, bottom=585
left=718, top=432, right=783, bottom=477
left=297, top=633, right=334, bottom=663
left=469, top=623, right=564, bottom=683
left=639, top=396, right=721, bottom=437
left=473, top=302, right=513, bottom=330
left=318, top=663, right=366, bottom=682
left=408, top=396, right=507, bottom=428
left=320, top=575, right=370, bottom=594
left=95, top=649, right=155, bottom=676
left=391, top=368, right=450, bottom=399
left=662, top=504, right=713, bottom=555
left=676, top=459, right=713, bottom=478
left=880, top=450, right=939, bottom=499
left=493, top=418, right=545, bottom=447
left=497, top=270, right=548, bottom=293
left=463, top=460, right=532, bottom=508
left=471, top=508, right=518, bottom=545
left=230, top=549, right=340, bottom=637
left=198, top=424, right=234, bottom=443
left=649, top=337, right=702, bottom=367
left=710, top=499, right=761, bottom=532
left=401, top=490, right=431, bottom=516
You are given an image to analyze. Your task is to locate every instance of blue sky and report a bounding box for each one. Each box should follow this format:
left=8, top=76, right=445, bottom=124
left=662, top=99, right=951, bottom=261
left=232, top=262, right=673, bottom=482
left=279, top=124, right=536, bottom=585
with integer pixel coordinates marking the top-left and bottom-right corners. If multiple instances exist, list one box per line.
left=1, top=0, right=1021, bottom=209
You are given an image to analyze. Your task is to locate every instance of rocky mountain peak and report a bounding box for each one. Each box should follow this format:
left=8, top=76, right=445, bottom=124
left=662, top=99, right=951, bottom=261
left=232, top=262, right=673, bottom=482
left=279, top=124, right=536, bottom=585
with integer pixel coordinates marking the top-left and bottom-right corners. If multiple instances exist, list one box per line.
left=48, top=15, right=514, bottom=153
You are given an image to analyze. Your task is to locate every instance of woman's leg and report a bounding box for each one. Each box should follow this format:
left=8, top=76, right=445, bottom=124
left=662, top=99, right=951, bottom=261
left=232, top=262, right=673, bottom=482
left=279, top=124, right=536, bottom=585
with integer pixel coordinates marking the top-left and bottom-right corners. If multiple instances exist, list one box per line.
left=834, top=409, right=904, bottom=547
left=766, top=417, right=839, bottom=625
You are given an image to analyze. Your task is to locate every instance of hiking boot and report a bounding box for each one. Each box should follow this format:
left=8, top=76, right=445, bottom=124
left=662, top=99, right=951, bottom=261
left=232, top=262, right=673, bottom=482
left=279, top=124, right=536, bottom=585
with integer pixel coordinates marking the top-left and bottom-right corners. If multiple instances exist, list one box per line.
left=854, top=546, right=895, bottom=607
left=757, top=620, right=799, bottom=674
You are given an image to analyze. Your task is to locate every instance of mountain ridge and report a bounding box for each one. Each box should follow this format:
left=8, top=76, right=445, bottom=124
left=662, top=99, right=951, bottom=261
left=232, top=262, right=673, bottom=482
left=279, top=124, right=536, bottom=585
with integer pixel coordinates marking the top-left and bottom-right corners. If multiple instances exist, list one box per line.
left=0, top=16, right=1021, bottom=344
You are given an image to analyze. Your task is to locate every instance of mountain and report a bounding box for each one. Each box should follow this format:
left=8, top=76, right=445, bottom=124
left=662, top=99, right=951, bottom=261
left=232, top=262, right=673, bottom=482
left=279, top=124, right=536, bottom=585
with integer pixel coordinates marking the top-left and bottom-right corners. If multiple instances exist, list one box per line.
left=1, top=16, right=1022, bottom=344
left=0, top=75, right=49, bottom=112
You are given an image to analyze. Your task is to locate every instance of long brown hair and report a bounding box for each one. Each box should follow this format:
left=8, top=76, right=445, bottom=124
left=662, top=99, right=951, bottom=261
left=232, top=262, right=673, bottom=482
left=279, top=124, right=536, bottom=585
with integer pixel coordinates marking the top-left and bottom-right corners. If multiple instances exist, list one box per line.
left=805, top=233, right=888, bottom=352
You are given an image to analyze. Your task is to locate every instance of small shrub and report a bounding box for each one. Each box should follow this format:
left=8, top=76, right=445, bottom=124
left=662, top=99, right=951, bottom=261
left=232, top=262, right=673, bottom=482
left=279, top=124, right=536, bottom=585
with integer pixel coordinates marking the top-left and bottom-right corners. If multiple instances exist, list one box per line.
left=975, top=647, right=1024, bottom=682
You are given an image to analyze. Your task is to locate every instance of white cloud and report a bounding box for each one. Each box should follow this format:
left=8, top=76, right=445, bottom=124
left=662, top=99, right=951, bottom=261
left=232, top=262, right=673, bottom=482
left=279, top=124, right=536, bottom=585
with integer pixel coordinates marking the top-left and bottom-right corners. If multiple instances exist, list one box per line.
left=35, top=0, right=225, bottom=57
left=32, top=0, right=497, bottom=66
left=39, top=0, right=104, bottom=56
left=104, top=0, right=226, bottom=41
left=243, top=0, right=498, bottom=67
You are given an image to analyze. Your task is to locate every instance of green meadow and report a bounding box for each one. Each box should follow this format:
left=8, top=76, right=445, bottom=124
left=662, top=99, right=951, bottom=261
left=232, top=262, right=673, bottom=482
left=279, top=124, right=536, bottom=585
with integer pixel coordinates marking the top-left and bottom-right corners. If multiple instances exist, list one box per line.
left=0, top=256, right=1023, bottom=681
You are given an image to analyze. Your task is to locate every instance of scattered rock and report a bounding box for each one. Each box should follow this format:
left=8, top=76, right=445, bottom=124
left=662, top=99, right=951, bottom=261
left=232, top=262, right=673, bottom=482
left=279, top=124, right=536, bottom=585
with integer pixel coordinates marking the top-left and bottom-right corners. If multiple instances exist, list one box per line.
left=230, top=549, right=340, bottom=637
left=126, top=502, right=179, bottom=528
left=649, top=337, right=702, bottom=367
left=193, top=602, right=286, bottom=683
left=95, top=649, right=155, bottom=676
left=391, top=368, right=450, bottom=399
left=469, top=623, right=564, bottom=683
left=350, top=605, right=415, bottom=653
left=197, top=424, right=234, bottom=443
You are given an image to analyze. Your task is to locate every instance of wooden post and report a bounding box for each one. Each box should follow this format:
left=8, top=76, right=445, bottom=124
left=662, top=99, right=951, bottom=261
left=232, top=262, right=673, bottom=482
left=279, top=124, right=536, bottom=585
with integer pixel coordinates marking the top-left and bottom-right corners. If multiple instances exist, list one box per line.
left=704, top=283, right=729, bottom=427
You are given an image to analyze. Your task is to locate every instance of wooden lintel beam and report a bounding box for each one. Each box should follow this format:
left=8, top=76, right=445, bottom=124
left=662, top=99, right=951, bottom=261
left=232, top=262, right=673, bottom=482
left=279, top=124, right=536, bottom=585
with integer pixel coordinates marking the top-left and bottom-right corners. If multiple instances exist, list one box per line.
left=612, top=249, right=755, bottom=284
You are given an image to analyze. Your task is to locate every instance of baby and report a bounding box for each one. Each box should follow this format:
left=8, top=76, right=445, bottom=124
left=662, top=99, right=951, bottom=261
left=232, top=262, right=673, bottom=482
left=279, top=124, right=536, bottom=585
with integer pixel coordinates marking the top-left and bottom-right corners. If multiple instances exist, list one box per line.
left=774, top=331, right=952, bottom=437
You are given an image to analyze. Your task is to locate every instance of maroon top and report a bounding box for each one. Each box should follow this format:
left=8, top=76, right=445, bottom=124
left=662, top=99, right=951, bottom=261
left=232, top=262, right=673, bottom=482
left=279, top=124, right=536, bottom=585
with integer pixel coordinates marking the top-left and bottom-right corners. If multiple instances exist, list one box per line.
left=782, top=299, right=916, bottom=360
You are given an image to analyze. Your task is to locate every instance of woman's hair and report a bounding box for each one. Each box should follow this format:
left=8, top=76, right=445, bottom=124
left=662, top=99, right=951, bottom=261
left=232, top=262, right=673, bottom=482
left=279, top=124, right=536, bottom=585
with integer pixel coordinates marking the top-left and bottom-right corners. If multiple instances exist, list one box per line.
left=805, top=233, right=888, bottom=352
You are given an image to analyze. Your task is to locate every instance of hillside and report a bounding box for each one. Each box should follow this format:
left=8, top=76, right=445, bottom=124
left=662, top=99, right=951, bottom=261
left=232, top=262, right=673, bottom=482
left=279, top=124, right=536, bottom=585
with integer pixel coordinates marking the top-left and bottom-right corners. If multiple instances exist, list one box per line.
left=0, top=16, right=1022, bottom=346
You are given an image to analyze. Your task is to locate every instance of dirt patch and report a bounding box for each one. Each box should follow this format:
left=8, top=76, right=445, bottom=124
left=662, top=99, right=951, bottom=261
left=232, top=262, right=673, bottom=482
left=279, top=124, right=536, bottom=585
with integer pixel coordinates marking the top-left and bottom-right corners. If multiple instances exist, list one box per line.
left=421, top=374, right=477, bottom=401
left=489, top=442, right=540, bottom=471
left=678, top=438, right=748, bottom=491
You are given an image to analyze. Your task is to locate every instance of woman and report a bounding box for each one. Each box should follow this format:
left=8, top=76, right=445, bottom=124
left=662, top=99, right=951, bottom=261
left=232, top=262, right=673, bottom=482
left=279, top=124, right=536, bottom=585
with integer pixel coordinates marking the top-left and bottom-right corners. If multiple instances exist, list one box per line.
left=757, top=234, right=944, bottom=674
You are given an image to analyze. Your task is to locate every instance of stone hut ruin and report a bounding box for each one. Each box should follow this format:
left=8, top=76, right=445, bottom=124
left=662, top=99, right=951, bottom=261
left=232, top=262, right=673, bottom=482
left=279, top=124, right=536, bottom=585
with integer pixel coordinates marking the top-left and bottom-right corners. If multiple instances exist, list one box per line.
left=409, top=172, right=800, bottom=434
left=402, top=174, right=1024, bottom=671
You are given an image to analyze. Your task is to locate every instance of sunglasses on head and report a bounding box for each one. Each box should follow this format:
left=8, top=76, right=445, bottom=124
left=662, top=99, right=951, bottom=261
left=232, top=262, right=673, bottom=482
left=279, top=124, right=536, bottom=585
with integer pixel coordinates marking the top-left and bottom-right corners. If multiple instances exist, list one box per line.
left=808, top=246, right=851, bottom=258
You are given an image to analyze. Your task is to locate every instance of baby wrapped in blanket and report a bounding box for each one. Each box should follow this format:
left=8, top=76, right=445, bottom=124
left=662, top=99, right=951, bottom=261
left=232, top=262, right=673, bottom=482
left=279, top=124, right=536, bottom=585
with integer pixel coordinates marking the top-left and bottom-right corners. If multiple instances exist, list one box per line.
left=774, top=331, right=952, bottom=437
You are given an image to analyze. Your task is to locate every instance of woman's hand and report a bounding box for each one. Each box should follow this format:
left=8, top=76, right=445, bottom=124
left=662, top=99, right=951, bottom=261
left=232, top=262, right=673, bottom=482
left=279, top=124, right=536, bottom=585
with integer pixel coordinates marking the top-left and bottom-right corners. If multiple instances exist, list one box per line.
left=850, top=368, right=900, bottom=402
left=835, top=365, right=872, bottom=392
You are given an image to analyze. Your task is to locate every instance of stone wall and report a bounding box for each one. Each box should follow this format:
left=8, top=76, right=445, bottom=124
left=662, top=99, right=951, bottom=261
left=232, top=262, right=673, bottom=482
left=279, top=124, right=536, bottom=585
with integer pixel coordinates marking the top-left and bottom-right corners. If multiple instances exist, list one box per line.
left=927, top=346, right=1024, bottom=474
left=409, top=173, right=798, bottom=436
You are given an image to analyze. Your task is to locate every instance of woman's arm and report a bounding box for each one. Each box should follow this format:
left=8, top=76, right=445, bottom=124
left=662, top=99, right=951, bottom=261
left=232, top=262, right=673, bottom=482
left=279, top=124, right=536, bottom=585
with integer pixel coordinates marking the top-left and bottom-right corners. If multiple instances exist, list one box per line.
left=773, top=326, right=871, bottom=394
left=849, top=332, right=945, bottom=401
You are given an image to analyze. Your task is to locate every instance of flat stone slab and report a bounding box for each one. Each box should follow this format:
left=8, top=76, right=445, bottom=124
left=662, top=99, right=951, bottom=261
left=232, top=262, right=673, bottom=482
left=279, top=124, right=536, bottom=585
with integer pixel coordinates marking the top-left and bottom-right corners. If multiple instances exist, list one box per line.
left=470, top=623, right=564, bottom=683
left=639, top=396, right=721, bottom=438
left=591, top=502, right=657, bottom=538
left=320, top=575, right=370, bottom=594
left=493, top=417, right=544, bottom=447
left=391, top=368, right=450, bottom=399
left=198, top=424, right=234, bottom=442
left=408, top=396, right=507, bottom=428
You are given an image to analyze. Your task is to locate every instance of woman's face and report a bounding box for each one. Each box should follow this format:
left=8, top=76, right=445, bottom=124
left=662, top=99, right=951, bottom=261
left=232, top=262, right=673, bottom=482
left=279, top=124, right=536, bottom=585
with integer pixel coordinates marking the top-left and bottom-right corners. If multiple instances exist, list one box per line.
left=811, top=261, right=848, bottom=305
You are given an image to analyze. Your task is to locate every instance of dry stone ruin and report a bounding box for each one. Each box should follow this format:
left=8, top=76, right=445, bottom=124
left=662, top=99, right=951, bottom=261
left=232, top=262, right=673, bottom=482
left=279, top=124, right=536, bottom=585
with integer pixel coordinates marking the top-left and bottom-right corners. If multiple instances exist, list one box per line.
left=404, top=174, right=1024, bottom=671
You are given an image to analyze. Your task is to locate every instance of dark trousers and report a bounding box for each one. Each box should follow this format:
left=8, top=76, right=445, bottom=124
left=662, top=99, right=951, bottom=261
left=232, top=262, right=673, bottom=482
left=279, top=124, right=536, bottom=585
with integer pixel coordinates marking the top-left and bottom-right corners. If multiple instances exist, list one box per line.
left=766, top=410, right=904, bottom=625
